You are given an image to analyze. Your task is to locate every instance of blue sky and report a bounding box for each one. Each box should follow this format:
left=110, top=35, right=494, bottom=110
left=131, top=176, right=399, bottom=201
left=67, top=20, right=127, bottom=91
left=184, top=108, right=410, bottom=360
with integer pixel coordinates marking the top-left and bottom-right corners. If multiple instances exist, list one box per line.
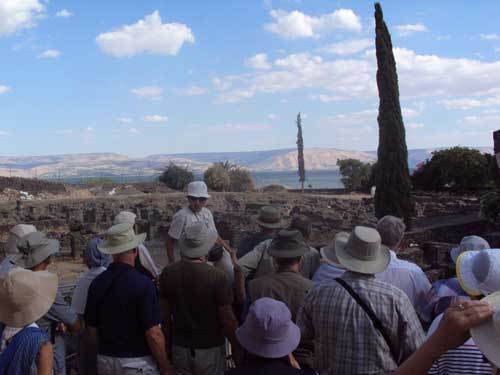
left=1, top=0, right=500, bottom=157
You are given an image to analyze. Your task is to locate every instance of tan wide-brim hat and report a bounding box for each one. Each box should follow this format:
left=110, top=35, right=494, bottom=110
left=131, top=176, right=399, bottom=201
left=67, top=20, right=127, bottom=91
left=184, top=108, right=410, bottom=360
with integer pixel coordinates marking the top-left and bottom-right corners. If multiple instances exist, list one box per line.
left=17, top=232, right=60, bottom=269
left=0, top=268, right=58, bottom=328
left=471, top=291, right=500, bottom=368
left=320, top=241, right=342, bottom=266
left=335, top=226, right=390, bottom=275
left=98, top=223, right=146, bottom=255
left=252, top=206, right=284, bottom=229
left=178, top=221, right=218, bottom=258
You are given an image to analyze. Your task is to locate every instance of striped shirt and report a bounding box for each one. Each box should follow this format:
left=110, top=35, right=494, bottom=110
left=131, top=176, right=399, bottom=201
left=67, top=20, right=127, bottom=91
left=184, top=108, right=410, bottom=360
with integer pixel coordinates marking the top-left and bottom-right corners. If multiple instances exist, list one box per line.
left=298, top=272, right=425, bottom=375
left=427, top=314, right=492, bottom=375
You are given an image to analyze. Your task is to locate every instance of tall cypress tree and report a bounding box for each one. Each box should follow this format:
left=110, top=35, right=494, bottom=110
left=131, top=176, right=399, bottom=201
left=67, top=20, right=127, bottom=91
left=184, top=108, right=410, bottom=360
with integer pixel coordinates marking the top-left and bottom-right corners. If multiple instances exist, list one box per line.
left=296, top=112, right=306, bottom=191
left=374, top=3, right=413, bottom=226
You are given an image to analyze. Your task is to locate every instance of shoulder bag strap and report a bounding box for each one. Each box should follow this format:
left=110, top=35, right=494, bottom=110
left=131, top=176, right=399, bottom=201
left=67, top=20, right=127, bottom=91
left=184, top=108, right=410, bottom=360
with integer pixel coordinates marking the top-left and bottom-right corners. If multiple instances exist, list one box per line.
left=335, top=277, right=399, bottom=364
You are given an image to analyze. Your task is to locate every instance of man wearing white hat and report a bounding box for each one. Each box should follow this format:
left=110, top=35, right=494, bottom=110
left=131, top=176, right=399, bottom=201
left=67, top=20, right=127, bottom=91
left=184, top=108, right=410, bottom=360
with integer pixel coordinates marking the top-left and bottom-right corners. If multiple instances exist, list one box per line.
left=298, top=226, right=424, bottom=374
left=167, top=181, right=223, bottom=264
left=19, top=231, right=81, bottom=375
left=85, top=223, right=173, bottom=375
left=160, top=221, right=240, bottom=375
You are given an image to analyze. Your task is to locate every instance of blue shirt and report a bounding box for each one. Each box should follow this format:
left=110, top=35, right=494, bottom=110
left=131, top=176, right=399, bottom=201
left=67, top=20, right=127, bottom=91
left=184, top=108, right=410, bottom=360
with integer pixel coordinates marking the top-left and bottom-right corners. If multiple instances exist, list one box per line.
left=85, top=262, right=161, bottom=358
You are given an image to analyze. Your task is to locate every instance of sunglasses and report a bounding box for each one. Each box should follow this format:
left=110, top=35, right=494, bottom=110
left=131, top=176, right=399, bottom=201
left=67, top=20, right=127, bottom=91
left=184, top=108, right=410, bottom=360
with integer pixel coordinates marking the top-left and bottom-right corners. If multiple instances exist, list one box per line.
left=188, top=196, right=207, bottom=202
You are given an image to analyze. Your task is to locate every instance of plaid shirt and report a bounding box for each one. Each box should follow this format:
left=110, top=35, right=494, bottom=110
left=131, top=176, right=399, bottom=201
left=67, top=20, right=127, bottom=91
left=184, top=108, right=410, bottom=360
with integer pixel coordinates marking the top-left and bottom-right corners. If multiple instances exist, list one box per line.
left=297, top=272, right=425, bottom=375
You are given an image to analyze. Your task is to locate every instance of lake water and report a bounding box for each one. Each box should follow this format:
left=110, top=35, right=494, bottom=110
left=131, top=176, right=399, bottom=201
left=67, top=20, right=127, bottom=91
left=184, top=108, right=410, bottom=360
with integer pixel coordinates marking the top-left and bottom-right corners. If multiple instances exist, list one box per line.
left=53, top=170, right=344, bottom=189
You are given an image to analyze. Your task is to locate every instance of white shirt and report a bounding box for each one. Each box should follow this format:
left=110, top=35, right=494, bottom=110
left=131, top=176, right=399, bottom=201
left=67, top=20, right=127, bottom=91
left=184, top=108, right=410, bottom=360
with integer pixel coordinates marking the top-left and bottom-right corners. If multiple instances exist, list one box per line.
left=168, top=207, right=218, bottom=261
left=71, top=267, right=107, bottom=315
left=376, top=250, right=432, bottom=321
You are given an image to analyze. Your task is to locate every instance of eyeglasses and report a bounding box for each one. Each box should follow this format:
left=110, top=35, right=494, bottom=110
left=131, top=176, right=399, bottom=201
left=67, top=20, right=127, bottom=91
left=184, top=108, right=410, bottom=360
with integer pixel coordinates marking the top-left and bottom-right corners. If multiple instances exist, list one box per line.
left=188, top=196, right=207, bottom=202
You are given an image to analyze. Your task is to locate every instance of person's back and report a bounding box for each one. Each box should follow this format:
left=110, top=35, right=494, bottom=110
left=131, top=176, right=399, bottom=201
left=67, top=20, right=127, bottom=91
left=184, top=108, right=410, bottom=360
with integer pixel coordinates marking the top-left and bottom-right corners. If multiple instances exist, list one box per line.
left=299, top=273, right=424, bottom=374
left=237, top=232, right=274, bottom=259
left=160, top=259, right=232, bottom=348
left=86, top=262, right=158, bottom=357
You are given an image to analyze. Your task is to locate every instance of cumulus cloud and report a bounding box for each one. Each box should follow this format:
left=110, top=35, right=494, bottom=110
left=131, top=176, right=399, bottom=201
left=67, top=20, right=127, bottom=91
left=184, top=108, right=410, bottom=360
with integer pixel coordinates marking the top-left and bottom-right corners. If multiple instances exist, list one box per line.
left=267, top=113, right=278, bottom=120
left=463, top=114, right=500, bottom=127
left=0, top=85, right=10, bottom=94
left=0, top=0, right=45, bottom=36
left=440, top=95, right=500, bottom=110
left=38, top=49, right=61, bottom=58
left=322, top=109, right=377, bottom=127
left=131, top=86, right=163, bottom=100
left=176, top=85, right=207, bottom=96
left=55, top=9, right=73, bottom=18
left=264, top=8, right=361, bottom=39
left=320, top=39, right=372, bottom=55
left=96, top=11, right=194, bottom=58
left=245, top=53, right=272, bottom=70
left=117, top=117, right=133, bottom=124
left=395, top=23, right=428, bottom=36
left=480, top=33, right=500, bottom=40
left=406, top=122, right=424, bottom=129
left=129, top=127, right=142, bottom=134
left=144, top=115, right=168, bottom=123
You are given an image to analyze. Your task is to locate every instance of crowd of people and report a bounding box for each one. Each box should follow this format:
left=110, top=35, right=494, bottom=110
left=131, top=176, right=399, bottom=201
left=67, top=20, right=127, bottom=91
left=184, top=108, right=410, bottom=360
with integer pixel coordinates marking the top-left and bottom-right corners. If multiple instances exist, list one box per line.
left=0, top=180, right=499, bottom=375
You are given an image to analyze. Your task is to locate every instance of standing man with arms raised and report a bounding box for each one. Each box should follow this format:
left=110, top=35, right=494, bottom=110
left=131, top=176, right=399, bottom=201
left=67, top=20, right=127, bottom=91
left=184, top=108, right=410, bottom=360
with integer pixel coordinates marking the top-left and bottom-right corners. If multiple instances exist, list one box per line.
left=85, top=223, right=173, bottom=375
left=167, top=181, right=231, bottom=264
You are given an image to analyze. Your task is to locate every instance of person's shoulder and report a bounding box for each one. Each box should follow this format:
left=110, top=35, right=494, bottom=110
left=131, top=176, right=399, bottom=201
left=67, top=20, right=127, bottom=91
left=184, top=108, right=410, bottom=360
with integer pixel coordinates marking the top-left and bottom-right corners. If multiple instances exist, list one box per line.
left=201, top=207, right=213, bottom=216
left=173, top=206, right=190, bottom=218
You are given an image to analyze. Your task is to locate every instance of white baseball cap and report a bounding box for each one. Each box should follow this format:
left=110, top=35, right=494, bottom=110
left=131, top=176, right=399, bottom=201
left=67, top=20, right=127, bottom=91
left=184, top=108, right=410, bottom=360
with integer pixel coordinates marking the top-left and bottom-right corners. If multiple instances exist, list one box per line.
left=187, top=181, right=210, bottom=198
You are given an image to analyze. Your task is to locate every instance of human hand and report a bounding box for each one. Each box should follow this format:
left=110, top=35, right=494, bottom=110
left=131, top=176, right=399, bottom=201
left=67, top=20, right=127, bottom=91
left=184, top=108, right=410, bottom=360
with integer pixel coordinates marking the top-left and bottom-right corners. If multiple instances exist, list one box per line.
left=433, top=300, right=493, bottom=351
left=288, top=353, right=301, bottom=369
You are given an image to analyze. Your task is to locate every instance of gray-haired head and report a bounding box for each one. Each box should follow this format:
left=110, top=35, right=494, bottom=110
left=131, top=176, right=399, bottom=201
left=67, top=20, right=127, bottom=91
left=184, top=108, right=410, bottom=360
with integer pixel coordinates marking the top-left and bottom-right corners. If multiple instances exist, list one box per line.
left=376, top=215, right=406, bottom=249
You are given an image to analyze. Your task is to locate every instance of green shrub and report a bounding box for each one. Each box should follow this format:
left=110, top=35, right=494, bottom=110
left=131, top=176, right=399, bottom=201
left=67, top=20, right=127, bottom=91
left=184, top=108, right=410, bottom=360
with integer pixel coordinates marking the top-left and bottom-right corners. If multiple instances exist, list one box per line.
left=204, top=164, right=231, bottom=192
left=204, top=161, right=254, bottom=192
left=159, top=163, right=194, bottom=191
left=337, top=158, right=373, bottom=191
left=480, top=191, right=500, bottom=224
left=412, top=147, right=490, bottom=191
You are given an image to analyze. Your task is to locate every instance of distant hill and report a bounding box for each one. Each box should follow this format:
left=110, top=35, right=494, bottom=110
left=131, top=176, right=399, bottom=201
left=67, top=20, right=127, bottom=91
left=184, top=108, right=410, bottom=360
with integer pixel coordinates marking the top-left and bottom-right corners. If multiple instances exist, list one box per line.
left=0, top=147, right=491, bottom=179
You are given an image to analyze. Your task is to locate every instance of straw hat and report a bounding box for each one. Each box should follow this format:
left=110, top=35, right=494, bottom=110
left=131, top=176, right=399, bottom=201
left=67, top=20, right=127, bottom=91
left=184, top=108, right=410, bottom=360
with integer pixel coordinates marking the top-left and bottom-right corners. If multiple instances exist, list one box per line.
left=267, top=230, right=307, bottom=258
left=17, top=232, right=60, bottom=269
left=334, top=226, right=390, bottom=275
left=252, top=206, right=284, bottom=229
left=0, top=268, right=58, bottom=327
left=236, top=297, right=300, bottom=358
left=113, top=211, right=137, bottom=226
left=456, top=249, right=500, bottom=296
left=187, top=181, right=210, bottom=198
left=177, top=221, right=217, bottom=258
left=98, top=223, right=146, bottom=255
left=450, top=235, right=490, bottom=263
left=471, top=291, right=500, bottom=368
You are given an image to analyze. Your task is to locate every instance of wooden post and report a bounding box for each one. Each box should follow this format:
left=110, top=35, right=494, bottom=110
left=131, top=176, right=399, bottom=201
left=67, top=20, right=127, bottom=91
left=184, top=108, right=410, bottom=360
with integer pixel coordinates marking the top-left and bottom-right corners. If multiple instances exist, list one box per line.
left=494, top=130, right=500, bottom=168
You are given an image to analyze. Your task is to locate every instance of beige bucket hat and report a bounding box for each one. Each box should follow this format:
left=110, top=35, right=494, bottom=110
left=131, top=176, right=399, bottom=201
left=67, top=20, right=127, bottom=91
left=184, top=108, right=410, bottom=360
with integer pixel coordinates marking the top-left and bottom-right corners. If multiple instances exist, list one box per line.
left=178, top=221, right=218, bottom=258
left=252, top=206, right=284, bottom=229
left=320, top=238, right=342, bottom=266
left=0, top=268, right=58, bottom=327
left=17, top=232, right=60, bottom=269
left=471, top=291, right=500, bottom=368
left=5, top=224, right=37, bottom=265
left=98, top=223, right=146, bottom=255
left=113, top=211, right=137, bottom=226
left=335, top=226, right=390, bottom=275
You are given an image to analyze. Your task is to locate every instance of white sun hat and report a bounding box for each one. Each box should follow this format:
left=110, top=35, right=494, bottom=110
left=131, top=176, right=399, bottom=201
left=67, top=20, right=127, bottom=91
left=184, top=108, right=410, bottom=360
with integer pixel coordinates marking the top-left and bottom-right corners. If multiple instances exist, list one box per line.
left=456, top=249, right=500, bottom=297
left=98, top=223, right=146, bottom=255
left=187, top=181, right=210, bottom=198
left=471, top=291, right=500, bottom=368
left=450, top=235, right=490, bottom=263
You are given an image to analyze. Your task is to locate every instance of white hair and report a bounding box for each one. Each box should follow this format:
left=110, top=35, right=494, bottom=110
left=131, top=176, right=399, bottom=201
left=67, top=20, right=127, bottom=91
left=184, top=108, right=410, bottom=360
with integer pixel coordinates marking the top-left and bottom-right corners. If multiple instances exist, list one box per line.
left=376, top=215, right=406, bottom=248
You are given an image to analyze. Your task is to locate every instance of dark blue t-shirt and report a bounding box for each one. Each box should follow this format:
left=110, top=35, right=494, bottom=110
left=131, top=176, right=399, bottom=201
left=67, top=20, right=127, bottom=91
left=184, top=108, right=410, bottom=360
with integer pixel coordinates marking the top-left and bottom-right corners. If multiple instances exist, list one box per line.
left=84, top=262, right=161, bottom=357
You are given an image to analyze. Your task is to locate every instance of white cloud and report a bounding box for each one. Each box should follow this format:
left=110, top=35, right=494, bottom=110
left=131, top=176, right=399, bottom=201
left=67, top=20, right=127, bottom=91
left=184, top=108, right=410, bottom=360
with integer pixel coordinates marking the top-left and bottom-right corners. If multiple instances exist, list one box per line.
left=176, top=85, right=207, bottom=96
left=0, top=130, right=8, bottom=136
left=264, top=8, right=361, bottom=39
left=55, top=9, right=73, bottom=18
left=267, top=113, right=278, bottom=120
left=395, top=23, right=428, bottom=36
left=402, top=107, right=422, bottom=118
left=219, top=123, right=271, bottom=132
left=245, top=53, right=272, bottom=70
left=0, top=0, right=45, bottom=37
left=38, top=49, right=61, bottom=58
left=144, top=115, right=168, bottom=123
left=0, top=85, right=10, bottom=94
left=96, top=11, right=194, bottom=58
left=440, top=95, right=500, bottom=110
left=131, top=86, right=163, bottom=100
left=322, top=109, right=377, bottom=127
left=463, top=114, right=500, bottom=127
left=320, top=39, right=372, bottom=55
left=311, top=94, right=342, bottom=103
left=129, top=127, right=142, bottom=134
left=406, top=122, right=424, bottom=129
left=480, top=33, right=500, bottom=40
left=117, top=117, right=133, bottom=124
